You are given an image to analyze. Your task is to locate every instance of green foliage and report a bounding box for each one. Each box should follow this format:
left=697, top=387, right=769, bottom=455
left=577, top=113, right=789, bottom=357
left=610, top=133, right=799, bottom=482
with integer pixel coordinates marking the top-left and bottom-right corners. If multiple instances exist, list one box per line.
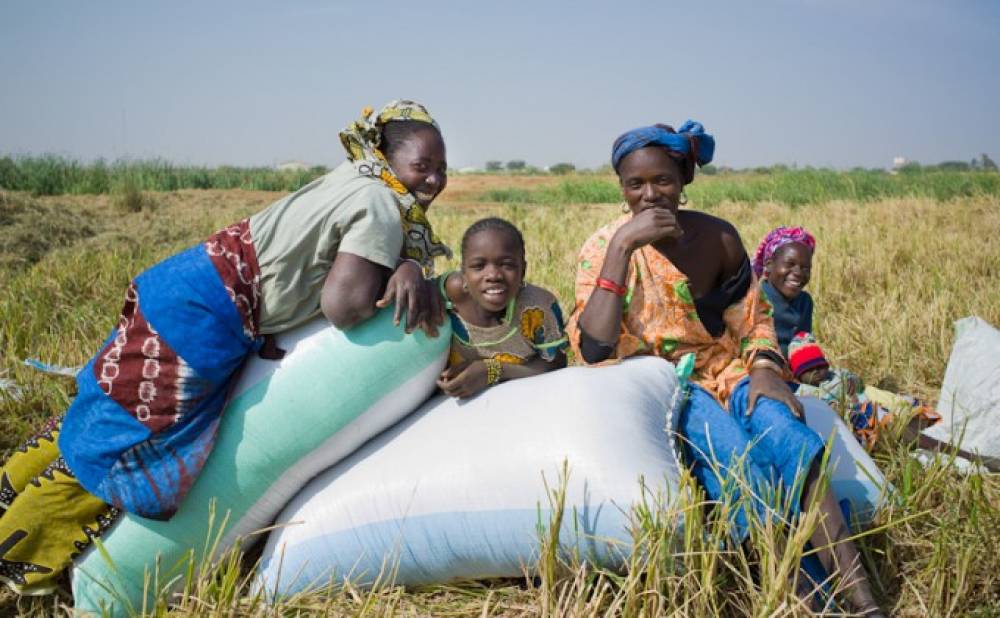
left=111, top=173, right=154, bottom=213
left=538, top=178, right=622, bottom=204
left=485, top=160, right=503, bottom=171
left=506, top=159, right=527, bottom=171
left=480, top=187, right=534, bottom=203
left=0, top=156, right=327, bottom=196
left=937, top=161, right=971, bottom=171
left=549, top=162, right=576, bottom=175
left=476, top=169, right=1000, bottom=207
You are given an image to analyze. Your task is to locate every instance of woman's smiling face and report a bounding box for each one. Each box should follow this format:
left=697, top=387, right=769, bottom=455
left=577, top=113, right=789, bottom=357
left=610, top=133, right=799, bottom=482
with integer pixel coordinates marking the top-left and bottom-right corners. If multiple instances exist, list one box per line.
left=384, top=125, right=448, bottom=208
left=766, top=242, right=813, bottom=299
left=617, top=146, right=684, bottom=216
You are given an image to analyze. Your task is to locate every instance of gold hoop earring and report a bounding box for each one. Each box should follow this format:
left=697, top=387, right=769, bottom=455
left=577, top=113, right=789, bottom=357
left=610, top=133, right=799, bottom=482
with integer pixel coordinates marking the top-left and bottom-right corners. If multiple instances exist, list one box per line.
left=679, top=191, right=688, bottom=206
left=620, top=201, right=630, bottom=214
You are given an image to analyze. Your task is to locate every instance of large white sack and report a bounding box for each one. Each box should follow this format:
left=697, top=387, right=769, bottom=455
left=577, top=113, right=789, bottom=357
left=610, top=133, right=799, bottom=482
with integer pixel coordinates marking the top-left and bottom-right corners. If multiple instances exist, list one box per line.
left=257, top=359, right=887, bottom=595
left=797, top=397, right=887, bottom=522
left=924, top=316, right=1000, bottom=458
left=258, top=357, right=685, bottom=593
left=72, top=309, right=449, bottom=617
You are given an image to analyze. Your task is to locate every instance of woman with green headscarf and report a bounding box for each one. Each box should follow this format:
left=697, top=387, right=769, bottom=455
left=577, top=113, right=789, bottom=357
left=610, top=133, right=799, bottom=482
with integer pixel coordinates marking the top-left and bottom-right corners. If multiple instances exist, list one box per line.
left=0, top=100, right=450, bottom=595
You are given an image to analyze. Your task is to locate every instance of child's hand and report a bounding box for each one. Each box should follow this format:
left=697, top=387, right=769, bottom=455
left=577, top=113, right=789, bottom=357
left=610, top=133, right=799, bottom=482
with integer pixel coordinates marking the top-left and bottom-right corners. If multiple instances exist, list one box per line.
left=377, top=260, right=444, bottom=337
left=798, top=368, right=826, bottom=387
left=437, top=360, right=489, bottom=398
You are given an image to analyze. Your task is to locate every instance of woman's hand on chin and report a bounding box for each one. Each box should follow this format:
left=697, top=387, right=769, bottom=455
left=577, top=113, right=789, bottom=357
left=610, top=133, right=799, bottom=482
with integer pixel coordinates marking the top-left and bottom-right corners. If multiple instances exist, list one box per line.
left=747, top=366, right=804, bottom=418
left=377, top=260, right=444, bottom=337
left=616, top=207, right=683, bottom=251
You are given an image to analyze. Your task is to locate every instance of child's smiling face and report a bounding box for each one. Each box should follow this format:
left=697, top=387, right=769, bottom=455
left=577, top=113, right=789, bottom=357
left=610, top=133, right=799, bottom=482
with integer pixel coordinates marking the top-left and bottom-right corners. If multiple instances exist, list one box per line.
left=461, top=229, right=525, bottom=315
left=766, top=242, right=813, bottom=299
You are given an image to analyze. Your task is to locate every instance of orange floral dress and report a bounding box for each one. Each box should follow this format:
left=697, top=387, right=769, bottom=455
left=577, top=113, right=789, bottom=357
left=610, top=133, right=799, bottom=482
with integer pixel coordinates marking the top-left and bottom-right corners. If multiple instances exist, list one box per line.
left=566, top=216, right=783, bottom=407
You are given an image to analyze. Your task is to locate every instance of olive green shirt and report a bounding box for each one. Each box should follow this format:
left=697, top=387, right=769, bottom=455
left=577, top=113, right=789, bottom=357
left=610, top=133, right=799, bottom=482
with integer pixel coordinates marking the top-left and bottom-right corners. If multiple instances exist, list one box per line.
left=249, top=161, right=404, bottom=334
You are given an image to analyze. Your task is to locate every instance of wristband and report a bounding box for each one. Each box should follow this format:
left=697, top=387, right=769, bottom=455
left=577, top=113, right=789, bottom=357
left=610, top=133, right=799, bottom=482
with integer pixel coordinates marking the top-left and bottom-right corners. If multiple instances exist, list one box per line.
left=595, top=277, right=628, bottom=297
left=484, top=358, right=503, bottom=385
left=438, top=271, right=456, bottom=310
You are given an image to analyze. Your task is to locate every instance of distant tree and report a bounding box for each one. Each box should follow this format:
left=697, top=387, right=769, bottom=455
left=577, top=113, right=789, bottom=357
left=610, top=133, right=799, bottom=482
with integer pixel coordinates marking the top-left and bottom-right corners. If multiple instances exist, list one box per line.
left=506, top=160, right=527, bottom=171
left=700, top=164, right=718, bottom=175
left=899, top=161, right=922, bottom=174
left=981, top=153, right=998, bottom=172
left=549, top=162, right=576, bottom=175
left=937, top=161, right=971, bottom=171
left=485, top=160, right=503, bottom=172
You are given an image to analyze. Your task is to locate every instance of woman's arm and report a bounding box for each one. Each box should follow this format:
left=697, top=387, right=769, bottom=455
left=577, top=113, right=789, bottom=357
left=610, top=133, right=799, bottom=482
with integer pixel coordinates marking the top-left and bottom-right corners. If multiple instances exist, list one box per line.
left=577, top=208, right=682, bottom=347
left=376, top=260, right=444, bottom=336
left=322, top=253, right=444, bottom=335
left=717, top=227, right=803, bottom=416
left=576, top=233, right=633, bottom=345
left=320, top=251, right=390, bottom=330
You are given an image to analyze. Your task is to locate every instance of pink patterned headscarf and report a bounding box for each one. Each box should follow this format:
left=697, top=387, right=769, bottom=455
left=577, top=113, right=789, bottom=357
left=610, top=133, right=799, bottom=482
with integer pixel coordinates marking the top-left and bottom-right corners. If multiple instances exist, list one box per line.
left=752, top=226, right=816, bottom=277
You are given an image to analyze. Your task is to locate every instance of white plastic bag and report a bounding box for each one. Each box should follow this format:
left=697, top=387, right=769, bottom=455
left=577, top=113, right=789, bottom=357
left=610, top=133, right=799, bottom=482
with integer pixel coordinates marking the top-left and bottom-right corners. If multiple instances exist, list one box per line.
left=925, top=316, right=1000, bottom=459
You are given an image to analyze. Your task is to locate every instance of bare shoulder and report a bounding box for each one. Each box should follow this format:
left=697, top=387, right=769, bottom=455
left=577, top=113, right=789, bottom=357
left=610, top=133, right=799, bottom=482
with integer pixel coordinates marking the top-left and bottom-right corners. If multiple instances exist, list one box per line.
left=678, top=209, right=737, bottom=235
left=443, top=271, right=467, bottom=305
left=678, top=210, right=746, bottom=270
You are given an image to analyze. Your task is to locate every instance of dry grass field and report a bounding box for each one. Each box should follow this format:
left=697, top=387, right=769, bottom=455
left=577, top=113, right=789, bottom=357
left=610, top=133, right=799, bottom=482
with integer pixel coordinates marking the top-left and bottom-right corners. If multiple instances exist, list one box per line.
left=1, top=172, right=999, bottom=616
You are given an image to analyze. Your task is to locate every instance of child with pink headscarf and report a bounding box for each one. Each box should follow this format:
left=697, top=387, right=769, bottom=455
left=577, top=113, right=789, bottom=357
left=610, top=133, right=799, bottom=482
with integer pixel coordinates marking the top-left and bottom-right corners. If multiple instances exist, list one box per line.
left=754, top=227, right=998, bottom=470
left=752, top=226, right=816, bottom=357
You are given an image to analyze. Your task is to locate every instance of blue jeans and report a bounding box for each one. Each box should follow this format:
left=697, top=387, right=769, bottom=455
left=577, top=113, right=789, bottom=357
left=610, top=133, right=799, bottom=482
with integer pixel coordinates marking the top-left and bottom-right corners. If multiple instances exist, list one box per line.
left=677, top=378, right=825, bottom=542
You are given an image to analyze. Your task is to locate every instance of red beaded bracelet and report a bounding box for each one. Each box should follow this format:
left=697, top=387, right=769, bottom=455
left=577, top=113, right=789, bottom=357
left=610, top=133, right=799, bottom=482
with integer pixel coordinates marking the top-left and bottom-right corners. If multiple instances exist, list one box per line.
left=595, top=277, right=628, bottom=297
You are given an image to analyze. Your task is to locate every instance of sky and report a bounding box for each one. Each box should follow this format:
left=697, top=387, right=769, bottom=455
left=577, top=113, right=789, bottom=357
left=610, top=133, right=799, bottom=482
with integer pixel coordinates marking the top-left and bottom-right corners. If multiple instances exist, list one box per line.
left=1, top=1, right=998, bottom=171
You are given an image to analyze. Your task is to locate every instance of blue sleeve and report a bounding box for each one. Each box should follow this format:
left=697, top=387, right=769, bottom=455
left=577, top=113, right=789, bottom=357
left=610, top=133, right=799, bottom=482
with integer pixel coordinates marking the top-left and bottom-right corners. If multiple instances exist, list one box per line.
left=800, top=292, right=814, bottom=334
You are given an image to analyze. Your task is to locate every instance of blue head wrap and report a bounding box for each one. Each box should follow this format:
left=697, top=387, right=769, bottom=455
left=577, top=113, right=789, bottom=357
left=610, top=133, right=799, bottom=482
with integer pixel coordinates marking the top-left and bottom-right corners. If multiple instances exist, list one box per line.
left=611, top=120, right=715, bottom=184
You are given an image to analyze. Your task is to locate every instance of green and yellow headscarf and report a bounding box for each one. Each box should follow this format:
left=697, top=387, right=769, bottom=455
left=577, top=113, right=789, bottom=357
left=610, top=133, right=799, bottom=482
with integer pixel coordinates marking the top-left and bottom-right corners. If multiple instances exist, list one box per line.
left=339, top=100, right=452, bottom=273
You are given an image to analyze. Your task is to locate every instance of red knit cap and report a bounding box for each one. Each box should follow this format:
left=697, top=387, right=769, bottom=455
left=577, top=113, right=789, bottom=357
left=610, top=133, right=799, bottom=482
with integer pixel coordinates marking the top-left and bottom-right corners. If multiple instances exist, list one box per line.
left=788, top=331, right=828, bottom=379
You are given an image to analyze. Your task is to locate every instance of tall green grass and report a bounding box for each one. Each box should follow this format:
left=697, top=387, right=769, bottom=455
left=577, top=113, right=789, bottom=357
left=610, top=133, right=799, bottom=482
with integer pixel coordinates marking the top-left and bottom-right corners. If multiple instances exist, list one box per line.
left=0, top=155, right=327, bottom=195
left=479, top=169, right=1000, bottom=208
left=482, top=179, right=621, bottom=205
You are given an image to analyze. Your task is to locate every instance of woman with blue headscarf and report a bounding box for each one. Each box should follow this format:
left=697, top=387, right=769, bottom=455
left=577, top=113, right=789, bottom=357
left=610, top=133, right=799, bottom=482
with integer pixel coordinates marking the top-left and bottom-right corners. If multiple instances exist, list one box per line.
left=565, top=122, right=883, bottom=615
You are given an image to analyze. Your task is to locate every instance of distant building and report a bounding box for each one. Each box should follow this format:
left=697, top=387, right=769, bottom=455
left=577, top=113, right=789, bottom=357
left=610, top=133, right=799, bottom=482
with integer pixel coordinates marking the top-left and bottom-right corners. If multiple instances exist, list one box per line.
left=276, top=160, right=310, bottom=172
left=891, top=156, right=908, bottom=173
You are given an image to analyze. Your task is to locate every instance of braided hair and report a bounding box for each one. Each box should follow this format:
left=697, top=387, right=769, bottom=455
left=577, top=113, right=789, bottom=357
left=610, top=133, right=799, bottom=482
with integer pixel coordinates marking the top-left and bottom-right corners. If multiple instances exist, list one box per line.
left=461, top=217, right=525, bottom=259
